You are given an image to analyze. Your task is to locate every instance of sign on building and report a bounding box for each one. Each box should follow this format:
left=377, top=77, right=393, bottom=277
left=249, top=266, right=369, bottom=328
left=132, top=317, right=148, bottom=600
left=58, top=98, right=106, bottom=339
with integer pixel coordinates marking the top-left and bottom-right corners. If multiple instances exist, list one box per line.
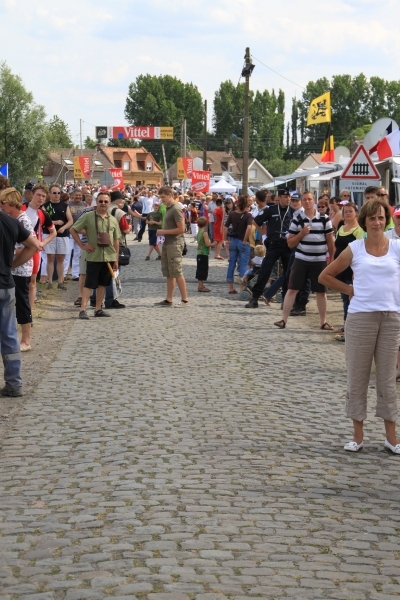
left=96, top=126, right=174, bottom=140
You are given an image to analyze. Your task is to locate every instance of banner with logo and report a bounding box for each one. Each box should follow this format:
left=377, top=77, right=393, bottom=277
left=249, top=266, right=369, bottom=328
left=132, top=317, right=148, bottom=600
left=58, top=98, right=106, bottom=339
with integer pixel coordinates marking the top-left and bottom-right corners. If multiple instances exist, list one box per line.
left=177, top=157, right=194, bottom=179
left=96, top=126, right=174, bottom=140
left=191, top=170, right=210, bottom=193
left=73, top=156, right=91, bottom=179
left=109, top=168, right=124, bottom=190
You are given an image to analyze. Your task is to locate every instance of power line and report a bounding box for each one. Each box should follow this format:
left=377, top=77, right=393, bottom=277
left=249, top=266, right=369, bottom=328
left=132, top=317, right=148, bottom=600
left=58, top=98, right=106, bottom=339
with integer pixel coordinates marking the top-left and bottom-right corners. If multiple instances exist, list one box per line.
left=251, top=55, right=305, bottom=90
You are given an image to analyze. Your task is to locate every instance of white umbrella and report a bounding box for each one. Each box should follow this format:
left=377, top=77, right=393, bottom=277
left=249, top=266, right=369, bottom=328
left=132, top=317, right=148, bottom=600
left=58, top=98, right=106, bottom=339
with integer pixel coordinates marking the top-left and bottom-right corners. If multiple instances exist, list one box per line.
left=209, top=179, right=236, bottom=193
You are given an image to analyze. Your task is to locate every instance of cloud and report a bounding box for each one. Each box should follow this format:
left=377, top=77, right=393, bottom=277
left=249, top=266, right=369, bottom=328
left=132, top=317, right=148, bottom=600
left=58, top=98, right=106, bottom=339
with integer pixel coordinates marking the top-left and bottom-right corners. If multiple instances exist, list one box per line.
left=1, top=0, right=399, bottom=142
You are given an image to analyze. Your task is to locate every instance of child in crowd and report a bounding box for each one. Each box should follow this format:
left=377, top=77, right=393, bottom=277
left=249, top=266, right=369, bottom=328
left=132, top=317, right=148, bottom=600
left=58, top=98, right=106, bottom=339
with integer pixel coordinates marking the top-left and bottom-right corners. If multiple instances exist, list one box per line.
left=145, top=200, right=162, bottom=260
left=196, top=216, right=216, bottom=292
left=190, top=202, right=199, bottom=242
left=242, top=244, right=266, bottom=282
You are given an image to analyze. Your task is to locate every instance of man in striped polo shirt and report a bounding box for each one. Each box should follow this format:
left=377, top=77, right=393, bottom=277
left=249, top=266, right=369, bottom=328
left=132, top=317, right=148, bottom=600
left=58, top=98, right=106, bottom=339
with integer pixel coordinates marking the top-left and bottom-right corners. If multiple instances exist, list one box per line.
left=274, top=191, right=335, bottom=330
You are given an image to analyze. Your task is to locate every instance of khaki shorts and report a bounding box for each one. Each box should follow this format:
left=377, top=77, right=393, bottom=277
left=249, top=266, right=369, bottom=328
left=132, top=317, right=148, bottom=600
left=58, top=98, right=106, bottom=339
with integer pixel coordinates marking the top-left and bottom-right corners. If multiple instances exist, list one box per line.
left=161, top=241, right=184, bottom=278
left=79, top=249, right=87, bottom=275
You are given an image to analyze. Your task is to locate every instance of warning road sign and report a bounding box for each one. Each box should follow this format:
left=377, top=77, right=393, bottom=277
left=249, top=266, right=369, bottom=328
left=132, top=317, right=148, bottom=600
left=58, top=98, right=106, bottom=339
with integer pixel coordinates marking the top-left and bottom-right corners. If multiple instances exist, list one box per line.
left=341, top=144, right=380, bottom=180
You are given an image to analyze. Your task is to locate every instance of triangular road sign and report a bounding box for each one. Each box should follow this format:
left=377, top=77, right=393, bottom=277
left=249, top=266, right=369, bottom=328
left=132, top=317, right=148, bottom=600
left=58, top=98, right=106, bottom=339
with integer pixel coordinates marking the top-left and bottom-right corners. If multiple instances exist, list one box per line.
left=341, top=144, right=380, bottom=179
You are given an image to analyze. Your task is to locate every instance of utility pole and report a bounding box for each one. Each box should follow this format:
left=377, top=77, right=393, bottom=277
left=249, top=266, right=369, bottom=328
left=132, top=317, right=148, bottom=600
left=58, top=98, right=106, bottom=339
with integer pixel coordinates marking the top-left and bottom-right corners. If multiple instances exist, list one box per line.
left=241, top=47, right=254, bottom=195
left=203, top=100, right=207, bottom=171
left=80, top=119, right=83, bottom=154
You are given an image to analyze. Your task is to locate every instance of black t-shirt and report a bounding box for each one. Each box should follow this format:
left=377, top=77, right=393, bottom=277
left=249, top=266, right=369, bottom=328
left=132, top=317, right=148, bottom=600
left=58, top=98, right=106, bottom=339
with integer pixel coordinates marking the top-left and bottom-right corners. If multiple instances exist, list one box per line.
left=0, top=211, right=31, bottom=288
left=254, top=203, right=294, bottom=243
left=43, top=201, right=69, bottom=236
left=225, top=211, right=253, bottom=241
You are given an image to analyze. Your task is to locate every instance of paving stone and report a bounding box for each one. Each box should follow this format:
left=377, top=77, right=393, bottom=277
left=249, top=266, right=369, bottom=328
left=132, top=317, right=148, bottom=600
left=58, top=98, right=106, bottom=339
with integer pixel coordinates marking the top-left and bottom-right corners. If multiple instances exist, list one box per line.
left=1, top=236, right=400, bottom=599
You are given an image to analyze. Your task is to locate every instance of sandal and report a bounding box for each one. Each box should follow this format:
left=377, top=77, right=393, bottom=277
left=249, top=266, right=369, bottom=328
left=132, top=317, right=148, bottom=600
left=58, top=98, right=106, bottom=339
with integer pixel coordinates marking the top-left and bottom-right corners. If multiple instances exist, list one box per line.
left=74, top=297, right=82, bottom=306
left=228, top=289, right=238, bottom=294
left=274, top=319, right=286, bottom=329
left=198, top=288, right=210, bottom=292
left=94, top=309, right=111, bottom=317
left=320, top=323, right=334, bottom=331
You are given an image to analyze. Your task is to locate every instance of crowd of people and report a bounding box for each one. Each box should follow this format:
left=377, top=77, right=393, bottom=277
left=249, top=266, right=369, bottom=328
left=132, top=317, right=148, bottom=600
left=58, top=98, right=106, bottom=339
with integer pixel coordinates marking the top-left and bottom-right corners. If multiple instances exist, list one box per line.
left=0, top=174, right=400, bottom=454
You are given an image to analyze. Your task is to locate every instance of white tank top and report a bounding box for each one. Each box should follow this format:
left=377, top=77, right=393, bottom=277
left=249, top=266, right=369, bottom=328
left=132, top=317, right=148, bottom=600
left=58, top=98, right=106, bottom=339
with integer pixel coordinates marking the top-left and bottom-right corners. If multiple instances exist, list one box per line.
left=348, top=239, right=400, bottom=313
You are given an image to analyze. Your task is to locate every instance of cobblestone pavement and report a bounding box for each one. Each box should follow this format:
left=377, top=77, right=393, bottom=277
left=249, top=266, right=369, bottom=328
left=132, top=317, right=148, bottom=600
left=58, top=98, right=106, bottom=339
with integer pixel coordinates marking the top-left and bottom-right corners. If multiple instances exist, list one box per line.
left=1, top=234, right=400, bottom=600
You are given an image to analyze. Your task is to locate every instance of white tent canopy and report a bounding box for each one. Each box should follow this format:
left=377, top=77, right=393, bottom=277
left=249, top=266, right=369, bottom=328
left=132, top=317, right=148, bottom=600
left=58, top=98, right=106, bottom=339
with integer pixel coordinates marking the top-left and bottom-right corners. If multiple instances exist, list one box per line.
left=209, top=179, right=236, bottom=193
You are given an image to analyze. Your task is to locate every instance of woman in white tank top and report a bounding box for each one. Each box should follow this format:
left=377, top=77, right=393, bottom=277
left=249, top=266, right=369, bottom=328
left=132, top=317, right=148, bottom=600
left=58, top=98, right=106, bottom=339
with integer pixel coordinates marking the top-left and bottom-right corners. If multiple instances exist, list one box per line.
left=319, top=199, right=400, bottom=455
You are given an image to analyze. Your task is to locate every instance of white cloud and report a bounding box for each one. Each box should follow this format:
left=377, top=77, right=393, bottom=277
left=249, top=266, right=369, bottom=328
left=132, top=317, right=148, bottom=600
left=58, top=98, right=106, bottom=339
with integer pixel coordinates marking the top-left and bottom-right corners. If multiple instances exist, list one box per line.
left=1, top=0, right=399, bottom=141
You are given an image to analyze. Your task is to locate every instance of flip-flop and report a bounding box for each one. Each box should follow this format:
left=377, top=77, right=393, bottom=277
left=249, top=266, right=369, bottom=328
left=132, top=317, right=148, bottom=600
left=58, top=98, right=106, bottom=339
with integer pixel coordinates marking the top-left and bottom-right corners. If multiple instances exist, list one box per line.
left=215, top=256, right=225, bottom=260
left=228, top=289, right=238, bottom=294
left=198, top=288, right=211, bottom=292
left=320, top=323, right=334, bottom=331
left=94, top=309, right=111, bottom=317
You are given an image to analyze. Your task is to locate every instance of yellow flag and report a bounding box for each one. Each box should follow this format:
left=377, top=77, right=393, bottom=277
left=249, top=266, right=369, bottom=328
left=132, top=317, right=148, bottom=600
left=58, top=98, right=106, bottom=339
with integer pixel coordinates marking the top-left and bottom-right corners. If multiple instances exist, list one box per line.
left=307, top=91, right=331, bottom=126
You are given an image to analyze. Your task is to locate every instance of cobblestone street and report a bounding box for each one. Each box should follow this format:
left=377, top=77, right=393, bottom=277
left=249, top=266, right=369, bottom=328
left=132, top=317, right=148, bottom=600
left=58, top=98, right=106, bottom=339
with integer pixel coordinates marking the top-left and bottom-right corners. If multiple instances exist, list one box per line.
left=1, top=234, right=400, bottom=600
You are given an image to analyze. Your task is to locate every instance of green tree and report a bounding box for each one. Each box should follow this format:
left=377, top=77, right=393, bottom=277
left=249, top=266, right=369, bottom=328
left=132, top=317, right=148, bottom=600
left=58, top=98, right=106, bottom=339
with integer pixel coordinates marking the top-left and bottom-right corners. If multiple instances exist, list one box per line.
left=108, top=138, right=140, bottom=148
left=261, top=157, right=299, bottom=177
left=46, top=115, right=73, bottom=148
left=124, top=74, right=203, bottom=164
left=84, top=136, right=98, bottom=149
left=213, top=81, right=246, bottom=143
left=0, top=62, right=48, bottom=185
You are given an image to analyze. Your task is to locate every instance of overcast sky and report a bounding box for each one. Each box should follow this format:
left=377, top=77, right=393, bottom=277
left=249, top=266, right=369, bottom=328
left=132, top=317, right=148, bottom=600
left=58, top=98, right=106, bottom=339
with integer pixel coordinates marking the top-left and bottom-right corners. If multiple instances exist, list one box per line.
left=2, top=0, right=399, bottom=145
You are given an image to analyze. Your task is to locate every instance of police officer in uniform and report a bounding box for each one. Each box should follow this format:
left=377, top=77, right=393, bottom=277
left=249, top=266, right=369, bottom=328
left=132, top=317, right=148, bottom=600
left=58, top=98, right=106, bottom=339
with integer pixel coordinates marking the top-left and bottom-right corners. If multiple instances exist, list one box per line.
left=245, top=188, right=294, bottom=308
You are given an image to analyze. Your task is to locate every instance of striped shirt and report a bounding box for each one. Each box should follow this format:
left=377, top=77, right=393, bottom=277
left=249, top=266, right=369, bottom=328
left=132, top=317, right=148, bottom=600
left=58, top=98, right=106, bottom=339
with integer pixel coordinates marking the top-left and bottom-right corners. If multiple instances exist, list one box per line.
left=288, top=211, right=333, bottom=262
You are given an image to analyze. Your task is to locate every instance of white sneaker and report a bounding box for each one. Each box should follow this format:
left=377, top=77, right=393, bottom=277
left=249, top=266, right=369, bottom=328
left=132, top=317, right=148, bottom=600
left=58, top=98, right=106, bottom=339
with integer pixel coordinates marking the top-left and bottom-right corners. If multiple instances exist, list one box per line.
left=344, top=440, right=363, bottom=452
left=384, top=439, right=400, bottom=454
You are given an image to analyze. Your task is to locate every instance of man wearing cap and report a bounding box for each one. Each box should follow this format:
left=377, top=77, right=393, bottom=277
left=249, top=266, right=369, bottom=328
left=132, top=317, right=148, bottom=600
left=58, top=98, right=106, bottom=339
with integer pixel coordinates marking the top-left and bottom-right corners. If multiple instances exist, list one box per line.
left=22, top=183, right=34, bottom=206
left=245, top=188, right=294, bottom=309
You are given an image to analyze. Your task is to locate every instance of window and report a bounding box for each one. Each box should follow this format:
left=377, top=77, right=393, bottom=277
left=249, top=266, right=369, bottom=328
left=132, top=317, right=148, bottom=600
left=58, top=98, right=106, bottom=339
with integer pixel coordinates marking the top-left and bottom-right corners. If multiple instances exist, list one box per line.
left=249, top=168, right=257, bottom=180
left=94, top=160, right=102, bottom=166
left=137, top=161, right=145, bottom=171
left=114, top=159, right=122, bottom=168
left=123, top=161, right=130, bottom=171
left=63, top=159, right=73, bottom=165
left=146, top=161, right=153, bottom=172
left=229, top=165, right=234, bottom=173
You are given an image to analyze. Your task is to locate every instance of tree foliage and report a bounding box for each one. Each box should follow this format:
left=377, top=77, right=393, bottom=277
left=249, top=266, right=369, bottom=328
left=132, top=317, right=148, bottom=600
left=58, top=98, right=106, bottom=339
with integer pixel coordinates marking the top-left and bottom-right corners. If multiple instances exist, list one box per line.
left=293, top=74, right=400, bottom=155
left=0, top=62, right=48, bottom=185
left=47, top=115, right=73, bottom=148
left=213, top=81, right=285, bottom=162
left=125, top=74, right=203, bottom=164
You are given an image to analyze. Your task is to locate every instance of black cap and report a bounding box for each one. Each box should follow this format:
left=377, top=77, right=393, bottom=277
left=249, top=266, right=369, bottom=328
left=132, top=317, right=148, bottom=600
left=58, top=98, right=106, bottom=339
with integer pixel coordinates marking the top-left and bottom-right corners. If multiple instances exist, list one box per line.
left=277, top=188, right=290, bottom=197
left=291, top=192, right=301, bottom=200
left=25, top=182, right=34, bottom=190
left=110, top=191, right=124, bottom=202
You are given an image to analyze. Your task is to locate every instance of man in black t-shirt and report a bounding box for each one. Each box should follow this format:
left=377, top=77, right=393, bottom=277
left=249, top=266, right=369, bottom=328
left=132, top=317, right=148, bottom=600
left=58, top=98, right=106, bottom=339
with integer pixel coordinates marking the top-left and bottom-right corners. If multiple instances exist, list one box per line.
left=0, top=209, right=40, bottom=397
left=245, top=188, right=294, bottom=308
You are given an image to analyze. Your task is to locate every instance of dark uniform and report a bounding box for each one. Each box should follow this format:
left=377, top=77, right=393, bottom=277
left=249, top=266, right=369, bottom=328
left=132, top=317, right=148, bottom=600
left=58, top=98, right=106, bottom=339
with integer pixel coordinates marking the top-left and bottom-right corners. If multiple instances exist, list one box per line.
left=245, top=195, right=294, bottom=307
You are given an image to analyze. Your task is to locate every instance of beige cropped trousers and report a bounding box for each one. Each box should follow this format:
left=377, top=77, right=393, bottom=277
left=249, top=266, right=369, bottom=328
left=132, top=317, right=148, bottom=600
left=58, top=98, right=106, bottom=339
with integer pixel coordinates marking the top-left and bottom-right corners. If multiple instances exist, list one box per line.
left=345, top=311, right=400, bottom=422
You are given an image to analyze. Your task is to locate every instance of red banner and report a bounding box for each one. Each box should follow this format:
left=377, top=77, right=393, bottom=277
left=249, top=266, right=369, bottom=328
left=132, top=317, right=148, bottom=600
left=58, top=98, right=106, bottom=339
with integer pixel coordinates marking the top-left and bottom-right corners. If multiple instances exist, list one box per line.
left=98, top=126, right=174, bottom=140
left=109, top=168, right=124, bottom=190
left=191, top=170, right=210, bottom=193
left=73, top=156, right=91, bottom=179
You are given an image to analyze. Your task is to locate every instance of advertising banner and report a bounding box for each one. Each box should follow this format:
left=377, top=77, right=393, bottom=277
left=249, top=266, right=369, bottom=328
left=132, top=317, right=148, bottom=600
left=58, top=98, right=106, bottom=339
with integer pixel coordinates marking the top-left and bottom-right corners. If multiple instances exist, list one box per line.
left=177, top=157, right=194, bottom=179
left=96, top=126, right=174, bottom=140
left=73, top=156, right=91, bottom=179
left=191, top=170, right=210, bottom=193
left=109, top=168, right=124, bottom=190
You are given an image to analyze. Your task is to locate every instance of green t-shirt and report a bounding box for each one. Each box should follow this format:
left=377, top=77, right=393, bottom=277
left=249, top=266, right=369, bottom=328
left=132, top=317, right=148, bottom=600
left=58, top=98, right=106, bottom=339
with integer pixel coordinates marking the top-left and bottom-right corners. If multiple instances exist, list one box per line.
left=159, top=203, right=167, bottom=227
left=147, top=210, right=162, bottom=230
left=73, top=211, right=120, bottom=262
left=197, top=229, right=209, bottom=255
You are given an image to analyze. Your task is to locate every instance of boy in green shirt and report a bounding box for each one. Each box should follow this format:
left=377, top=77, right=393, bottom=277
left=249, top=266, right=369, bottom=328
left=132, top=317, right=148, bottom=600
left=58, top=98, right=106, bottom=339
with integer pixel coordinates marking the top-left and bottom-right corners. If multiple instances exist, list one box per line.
left=196, top=216, right=216, bottom=292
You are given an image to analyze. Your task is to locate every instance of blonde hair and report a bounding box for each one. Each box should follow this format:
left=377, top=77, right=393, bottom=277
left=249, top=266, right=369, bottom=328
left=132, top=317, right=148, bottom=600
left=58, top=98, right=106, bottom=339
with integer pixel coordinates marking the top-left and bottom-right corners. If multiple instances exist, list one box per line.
left=254, top=244, right=266, bottom=257
left=0, top=187, right=22, bottom=209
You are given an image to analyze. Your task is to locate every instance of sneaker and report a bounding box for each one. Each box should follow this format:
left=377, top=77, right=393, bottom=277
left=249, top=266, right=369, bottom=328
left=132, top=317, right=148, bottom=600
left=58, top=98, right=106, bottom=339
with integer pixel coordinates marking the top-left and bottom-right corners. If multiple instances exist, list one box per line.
left=79, top=310, right=89, bottom=320
left=156, top=256, right=162, bottom=260
left=0, top=385, right=23, bottom=397
left=72, top=277, right=79, bottom=281
left=45, top=282, right=53, bottom=290
left=145, top=256, right=150, bottom=261
left=175, top=300, right=189, bottom=307
left=94, top=309, right=111, bottom=317
left=245, top=298, right=258, bottom=308
left=290, top=307, right=306, bottom=316
left=58, top=282, right=67, bottom=290
left=107, top=300, right=126, bottom=309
